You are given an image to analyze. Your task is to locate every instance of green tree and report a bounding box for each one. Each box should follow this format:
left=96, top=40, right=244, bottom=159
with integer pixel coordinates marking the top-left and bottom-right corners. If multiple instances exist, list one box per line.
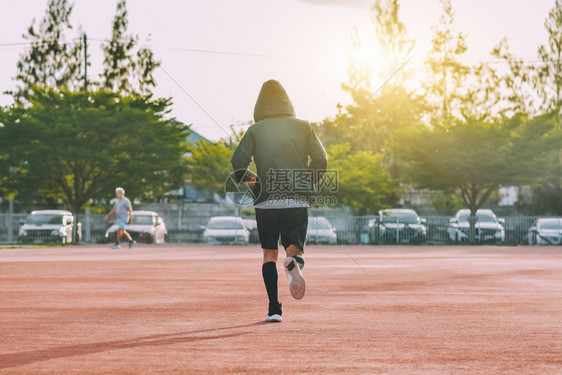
left=186, top=140, right=234, bottom=195
left=326, top=143, right=395, bottom=214
left=424, top=0, right=469, bottom=122
left=393, top=113, right=560, bottom=243
left=371, top=0, right=415, bottom=84
left=0, top=88, right=189, bottom=240
left=492, top=1, right=562, bottom=213
left=537, top=0, right=562, bottom=110
left=319, top=0, right=425, bottom=157
left=12, top=0, right=84, bottom=98
left=429, top=192, right=463, bottom=215
left=491, top=39, right=538, bottom=115
left=101, top=0, right=160, bottom=95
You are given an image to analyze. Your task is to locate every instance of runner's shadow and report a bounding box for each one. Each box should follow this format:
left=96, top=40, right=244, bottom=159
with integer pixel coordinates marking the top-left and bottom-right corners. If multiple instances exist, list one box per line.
left=0, top=321, right=268, bottom=369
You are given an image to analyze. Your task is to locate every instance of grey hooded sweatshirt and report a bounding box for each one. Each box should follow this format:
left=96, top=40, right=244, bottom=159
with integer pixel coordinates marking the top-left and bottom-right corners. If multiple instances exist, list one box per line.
left=231, top=80, right=328, bottom=205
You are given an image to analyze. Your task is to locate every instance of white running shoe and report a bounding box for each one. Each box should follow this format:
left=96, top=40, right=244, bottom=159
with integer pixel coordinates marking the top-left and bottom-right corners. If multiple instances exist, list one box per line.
left=112, top=244, right=120, bottom=249
left=265, top=314, right=282, bottom=323
left=284, top=257, right=306, bottom=300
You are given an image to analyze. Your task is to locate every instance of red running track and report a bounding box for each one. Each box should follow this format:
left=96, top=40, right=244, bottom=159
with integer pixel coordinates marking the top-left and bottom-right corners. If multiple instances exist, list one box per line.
left=0, top=244, right=561, bottom=374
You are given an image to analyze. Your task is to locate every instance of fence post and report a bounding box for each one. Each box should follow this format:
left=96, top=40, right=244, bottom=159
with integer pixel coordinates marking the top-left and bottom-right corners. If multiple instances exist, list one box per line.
left=7, top=199, right=14, bottom=243
left=84, top=209, right=91, bottom=242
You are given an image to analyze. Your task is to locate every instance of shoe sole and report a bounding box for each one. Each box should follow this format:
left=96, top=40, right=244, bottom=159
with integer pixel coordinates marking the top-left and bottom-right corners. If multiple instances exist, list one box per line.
left=284, top=258, right=305, bottom=300
left=265, top=314, right=282, bottom=323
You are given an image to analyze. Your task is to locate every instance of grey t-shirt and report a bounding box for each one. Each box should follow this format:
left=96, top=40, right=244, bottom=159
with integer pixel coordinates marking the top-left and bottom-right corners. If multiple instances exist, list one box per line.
left=114, top=197, right=132, bottom=222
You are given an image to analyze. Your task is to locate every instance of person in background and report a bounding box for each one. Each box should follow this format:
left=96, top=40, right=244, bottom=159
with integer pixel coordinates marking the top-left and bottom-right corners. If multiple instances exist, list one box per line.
left=104, top=187, right=136, bottom=249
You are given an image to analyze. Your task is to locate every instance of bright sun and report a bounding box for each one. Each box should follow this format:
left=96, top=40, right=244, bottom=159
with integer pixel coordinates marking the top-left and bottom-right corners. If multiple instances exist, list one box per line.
left=347, top=32, right=387, bottom=85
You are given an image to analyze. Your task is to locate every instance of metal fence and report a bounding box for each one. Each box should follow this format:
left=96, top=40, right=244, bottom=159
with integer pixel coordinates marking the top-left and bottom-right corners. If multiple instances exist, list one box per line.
left=0, top=211, right=558, bottom=246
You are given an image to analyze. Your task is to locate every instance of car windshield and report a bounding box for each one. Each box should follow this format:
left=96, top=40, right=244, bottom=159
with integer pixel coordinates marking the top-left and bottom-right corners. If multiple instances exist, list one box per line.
left=308, top=220, right=331, bottom=230
left=381, top=212, right=418, bottom=224
left=26, top=214, right=64, bottom=225
left=539, top=219, right=562, bottom=230
left=208, top=219, right=244, bottom=230
left=458, top=212, right=497, bottom=223
left=133, top=215, right=154, bottom=225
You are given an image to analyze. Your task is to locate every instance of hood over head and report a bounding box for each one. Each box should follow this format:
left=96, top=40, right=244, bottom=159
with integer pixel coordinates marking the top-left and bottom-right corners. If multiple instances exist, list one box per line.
left=253, top=80, right=295, bottom=122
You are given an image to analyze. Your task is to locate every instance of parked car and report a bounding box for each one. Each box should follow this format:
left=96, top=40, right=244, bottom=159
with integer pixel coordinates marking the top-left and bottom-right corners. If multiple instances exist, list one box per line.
left=527, top=218, right=562, bottom=245
left=448, top=209, right=505, bottom=244
left=203, top=216, right=249, bottom=245
left=242, top=219, right=259, bottom=244
left=105, top=210, right=167, bottom=244
left=369, top=209, right=426, bottom=244
left=307, top=217, right=337, bottom=244
left=18, top=210, right=81, bottom=244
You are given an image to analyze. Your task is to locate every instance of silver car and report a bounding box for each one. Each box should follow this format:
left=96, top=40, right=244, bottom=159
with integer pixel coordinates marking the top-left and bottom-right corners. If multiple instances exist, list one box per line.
left=203, top=216, right=249, bottom=245
left=528, top=218, right=562, bottom=245
left=307, top=217, right=337, bottom=244
left=18, top=210, right=81, bottom=244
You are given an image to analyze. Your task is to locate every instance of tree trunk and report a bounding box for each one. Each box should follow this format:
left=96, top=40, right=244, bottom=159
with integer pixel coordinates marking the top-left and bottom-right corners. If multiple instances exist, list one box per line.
left=72, top=208, right=80, bottom=244
left=468, top=207, right=478, bottom=245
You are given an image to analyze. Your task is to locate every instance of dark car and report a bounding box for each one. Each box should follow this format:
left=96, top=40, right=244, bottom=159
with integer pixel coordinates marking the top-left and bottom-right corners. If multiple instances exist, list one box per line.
left=369, top=209, right=427, bottom=244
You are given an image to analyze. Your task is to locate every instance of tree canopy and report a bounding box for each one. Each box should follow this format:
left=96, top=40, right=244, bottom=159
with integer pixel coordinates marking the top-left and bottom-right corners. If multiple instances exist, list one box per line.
left=392, top=112, right=561, bottom=240
left=0, top=88, right=189, bottom=215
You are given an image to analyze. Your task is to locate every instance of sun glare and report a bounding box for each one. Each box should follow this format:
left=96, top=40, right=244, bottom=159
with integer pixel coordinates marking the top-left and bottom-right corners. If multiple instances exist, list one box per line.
left=347, top=31, right=386, bottom=85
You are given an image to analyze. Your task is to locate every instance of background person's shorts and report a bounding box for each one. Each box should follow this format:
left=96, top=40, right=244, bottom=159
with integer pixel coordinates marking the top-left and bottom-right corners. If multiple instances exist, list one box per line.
left=118, top=220, right=128, bottom=229
left=255, top=207, right=308, bottom=251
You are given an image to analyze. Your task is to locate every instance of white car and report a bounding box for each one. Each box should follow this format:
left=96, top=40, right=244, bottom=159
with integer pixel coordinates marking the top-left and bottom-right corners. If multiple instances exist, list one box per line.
left=242, top=218, right=259, bottom=244
left=448, top=209, right=505, bottom=244
left=18, top=210, right=81, bottom=244
left=307, top=217, right=337, bottom=244
left=528, top=218, right=562, bottom=245
left=203, top=216, right=249, bottom=245
left=105, top=211, right=167, bottom=244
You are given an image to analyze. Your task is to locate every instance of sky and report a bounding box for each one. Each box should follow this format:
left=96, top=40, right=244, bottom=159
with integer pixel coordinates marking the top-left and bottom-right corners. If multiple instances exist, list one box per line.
left=0, top=0, right=554, bottom=141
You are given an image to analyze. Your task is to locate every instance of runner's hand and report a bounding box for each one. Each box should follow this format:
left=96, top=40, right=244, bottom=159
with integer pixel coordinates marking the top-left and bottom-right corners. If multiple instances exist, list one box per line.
left=244, top=171, right=257, bottom=186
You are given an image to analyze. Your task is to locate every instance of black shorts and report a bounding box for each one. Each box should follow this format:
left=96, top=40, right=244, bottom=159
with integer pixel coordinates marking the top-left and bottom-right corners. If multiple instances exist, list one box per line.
left=255, top=207, right=308, bottom=251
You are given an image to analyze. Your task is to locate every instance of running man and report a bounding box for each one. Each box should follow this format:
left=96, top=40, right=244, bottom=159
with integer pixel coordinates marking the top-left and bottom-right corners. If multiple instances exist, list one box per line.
left=231, top=80, right=328, bottom=322
left=104, top=187, right=136, bottom=249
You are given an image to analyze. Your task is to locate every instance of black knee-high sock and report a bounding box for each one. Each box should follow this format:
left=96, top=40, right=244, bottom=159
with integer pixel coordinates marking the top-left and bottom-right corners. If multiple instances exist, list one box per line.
left=262, top=262, right=278, bottom=305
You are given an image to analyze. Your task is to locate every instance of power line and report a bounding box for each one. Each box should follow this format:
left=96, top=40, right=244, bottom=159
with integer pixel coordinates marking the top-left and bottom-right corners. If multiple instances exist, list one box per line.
left=2, top=38, right=562, bottom=66
left=86, top=37, right=321, bottom=60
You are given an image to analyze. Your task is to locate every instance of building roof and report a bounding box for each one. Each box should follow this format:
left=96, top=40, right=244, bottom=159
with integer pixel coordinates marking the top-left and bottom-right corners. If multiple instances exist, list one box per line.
left=187, top=129, right=212, bottom=146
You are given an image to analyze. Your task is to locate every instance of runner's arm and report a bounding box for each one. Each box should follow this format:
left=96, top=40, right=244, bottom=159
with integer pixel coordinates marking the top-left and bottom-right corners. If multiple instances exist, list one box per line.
left=231, top=129, right=255, bottom=183
left=307, top=123, right=328, bottom=184
left=104, top=207, right=116, bottom=222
